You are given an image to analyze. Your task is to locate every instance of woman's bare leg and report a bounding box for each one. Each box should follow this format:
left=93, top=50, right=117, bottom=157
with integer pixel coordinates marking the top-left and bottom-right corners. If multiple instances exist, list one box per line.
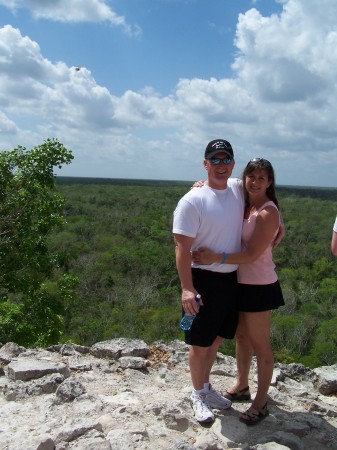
left=243, top=310, right=273, bottom=408
left=227, top=312, right=253, bottom=394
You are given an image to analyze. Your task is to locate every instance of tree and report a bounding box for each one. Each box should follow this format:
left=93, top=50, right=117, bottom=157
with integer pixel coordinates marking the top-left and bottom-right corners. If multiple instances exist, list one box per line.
left=0, top=139, right=74, bottom=346
left=309, top=317, right=337, bottom=366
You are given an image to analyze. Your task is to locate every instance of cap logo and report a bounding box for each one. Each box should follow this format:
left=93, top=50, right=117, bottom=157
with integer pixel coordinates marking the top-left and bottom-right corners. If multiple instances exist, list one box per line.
left=212, top=141, right=229, bottom=150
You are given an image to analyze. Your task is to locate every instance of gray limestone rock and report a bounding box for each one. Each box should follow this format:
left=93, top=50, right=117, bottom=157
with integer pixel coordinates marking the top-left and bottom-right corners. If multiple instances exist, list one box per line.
left=118, top=356, right=150, bottom=370
left=55, top=377, right=86, bottom=402
left=54, top=420, right=102, bottom=443
left=7, top=358, right=71, bottom=381
left=251, top=444, right=291, bottom=450
left=0, top=339, right=336, bottom=450
left=0, top=341, right=26, bottom=363
left=3, top=373, right=65, bottom=400
left=257, top=431, right=304, bottom=450
left=90, top=338, right=150, bottom=359
left=314, top=364, right=337, bottom=395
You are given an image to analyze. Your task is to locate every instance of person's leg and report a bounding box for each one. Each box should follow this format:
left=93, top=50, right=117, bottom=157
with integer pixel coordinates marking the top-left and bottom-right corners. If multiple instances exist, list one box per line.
left=194, top=336, right=232, bottom=411
left=242, top=310, right=273, bottom=409
left=189, top=342, right=219, bottom=423
left=225, top=312, right=253, bottom=397
left=235, top=313, right=254, bottom=389
left=202, top=336, right=223, bottom=384
left=189, top=270, right=235, bottom=416
left=189, top=336, right=223, bottom=389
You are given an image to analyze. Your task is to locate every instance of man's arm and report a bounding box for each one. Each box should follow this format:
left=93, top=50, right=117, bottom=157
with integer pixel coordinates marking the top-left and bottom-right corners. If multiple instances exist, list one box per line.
left=174, top=233, right=200, bottom=315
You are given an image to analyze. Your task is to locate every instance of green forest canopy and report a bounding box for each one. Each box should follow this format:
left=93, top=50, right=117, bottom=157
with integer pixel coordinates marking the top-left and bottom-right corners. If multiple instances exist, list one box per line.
left=1, top=162, right=336, bottom=368
left=49, top=178, right=337, bottom=368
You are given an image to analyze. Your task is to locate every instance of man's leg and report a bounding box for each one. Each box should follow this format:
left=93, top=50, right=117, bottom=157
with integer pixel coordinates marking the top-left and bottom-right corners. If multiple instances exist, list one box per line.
left=188, top=336, right=223, bottom=387
left=188, top=343, right=217, bottom=423
left=189, top=337, right=232, bottom=413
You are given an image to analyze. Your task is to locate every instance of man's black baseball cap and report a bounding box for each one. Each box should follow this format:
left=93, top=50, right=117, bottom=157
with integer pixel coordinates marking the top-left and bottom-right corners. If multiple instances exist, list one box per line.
left=204, top=139, right=234, bottom=159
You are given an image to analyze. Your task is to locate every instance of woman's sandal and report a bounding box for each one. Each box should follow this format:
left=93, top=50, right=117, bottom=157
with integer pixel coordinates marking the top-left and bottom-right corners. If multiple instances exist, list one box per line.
left=239, top=403, right=269, bottom=426
left=224, top=386, right=251, bottom=402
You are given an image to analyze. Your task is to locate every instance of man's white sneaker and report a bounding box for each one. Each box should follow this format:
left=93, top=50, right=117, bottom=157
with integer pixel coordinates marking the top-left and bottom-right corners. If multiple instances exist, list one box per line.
left=206, top=384, right=232, bottom=410
left=190, top=391, right=215, bottom=423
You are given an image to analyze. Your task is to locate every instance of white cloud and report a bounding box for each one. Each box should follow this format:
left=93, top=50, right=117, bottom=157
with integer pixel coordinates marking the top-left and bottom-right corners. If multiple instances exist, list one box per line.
left=0, top=0, right=141, bottom=36
left=233, top=4, right=337, bottom=100
left=0, top=0, right=337, bottom=186
left=0, top=111, right=18, bottom=135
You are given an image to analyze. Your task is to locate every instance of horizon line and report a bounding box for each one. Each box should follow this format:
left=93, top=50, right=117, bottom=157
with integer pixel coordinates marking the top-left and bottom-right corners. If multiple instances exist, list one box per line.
left=54, top=175, right=337, bottom=190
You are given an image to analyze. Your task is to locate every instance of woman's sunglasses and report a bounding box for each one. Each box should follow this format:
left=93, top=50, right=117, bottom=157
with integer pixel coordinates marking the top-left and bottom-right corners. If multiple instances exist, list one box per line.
left=249, top=158, right=272, bottom=167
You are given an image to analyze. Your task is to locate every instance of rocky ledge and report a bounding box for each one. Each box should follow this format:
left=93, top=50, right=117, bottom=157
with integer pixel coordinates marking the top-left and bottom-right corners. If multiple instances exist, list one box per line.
left=0, top=339, right=336, bottom=450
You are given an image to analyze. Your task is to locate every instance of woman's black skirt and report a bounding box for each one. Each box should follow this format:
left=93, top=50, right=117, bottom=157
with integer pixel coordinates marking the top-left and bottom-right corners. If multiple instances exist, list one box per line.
left=237, top=280, right=284, bottom=312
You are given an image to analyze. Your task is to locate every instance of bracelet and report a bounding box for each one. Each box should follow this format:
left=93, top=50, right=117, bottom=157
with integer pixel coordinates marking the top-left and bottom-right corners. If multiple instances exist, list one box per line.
left=221, top=252, right=227, bottom=264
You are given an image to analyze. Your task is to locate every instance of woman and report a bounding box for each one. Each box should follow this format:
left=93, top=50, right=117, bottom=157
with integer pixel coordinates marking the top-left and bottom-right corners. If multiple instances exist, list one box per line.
left=192, top=157, right=284, bottom=425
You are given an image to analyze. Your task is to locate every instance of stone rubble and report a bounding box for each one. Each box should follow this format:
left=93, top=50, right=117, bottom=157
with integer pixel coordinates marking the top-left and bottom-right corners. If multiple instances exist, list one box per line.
left=0, top=338, right=336, bottom=450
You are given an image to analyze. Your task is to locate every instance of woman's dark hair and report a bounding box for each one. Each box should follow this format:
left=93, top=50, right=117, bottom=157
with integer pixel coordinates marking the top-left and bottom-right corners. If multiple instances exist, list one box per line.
left=242, top=158, right=279, bottom=210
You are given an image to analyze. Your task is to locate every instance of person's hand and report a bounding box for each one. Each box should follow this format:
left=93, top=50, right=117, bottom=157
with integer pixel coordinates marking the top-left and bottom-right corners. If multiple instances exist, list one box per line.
left=191, top=180, right=205, bottom=188
left=182, top=289, right=203, bottom=314
left=192, top=247, right=217, bottom=264
left=273, top=222, right=285, bottom=248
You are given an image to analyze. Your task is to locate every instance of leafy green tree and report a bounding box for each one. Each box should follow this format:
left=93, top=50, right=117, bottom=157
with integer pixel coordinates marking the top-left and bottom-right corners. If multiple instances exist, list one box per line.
left=309, top=317, right=337, bottom=366
left=271, top=314, right=317, bottom=361
left=0, top=139, right=74, bottom=346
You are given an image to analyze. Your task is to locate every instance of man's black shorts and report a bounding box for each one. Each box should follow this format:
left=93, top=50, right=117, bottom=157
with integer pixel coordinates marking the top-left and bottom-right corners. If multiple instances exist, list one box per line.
left=184, top=268, right=239, bottom=347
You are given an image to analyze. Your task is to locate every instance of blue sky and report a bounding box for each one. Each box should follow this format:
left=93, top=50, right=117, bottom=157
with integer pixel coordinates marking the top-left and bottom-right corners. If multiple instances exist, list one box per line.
left=0, top=0, right=337, bottom=187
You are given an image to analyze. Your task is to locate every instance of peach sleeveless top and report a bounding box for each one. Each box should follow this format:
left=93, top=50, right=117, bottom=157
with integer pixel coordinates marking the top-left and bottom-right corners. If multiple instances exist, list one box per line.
left=237, top=201, right=280, bottom=285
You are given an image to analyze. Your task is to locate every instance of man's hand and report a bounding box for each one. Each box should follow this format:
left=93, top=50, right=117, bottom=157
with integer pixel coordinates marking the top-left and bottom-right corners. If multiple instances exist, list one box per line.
left=192, top=247, right=218, bottom=264
left=182, top=289, right=203, bottom=315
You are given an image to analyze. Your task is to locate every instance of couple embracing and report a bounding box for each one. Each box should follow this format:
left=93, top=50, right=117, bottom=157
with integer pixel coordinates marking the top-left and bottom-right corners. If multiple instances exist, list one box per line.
left=173, top=139, right=285, bottom=425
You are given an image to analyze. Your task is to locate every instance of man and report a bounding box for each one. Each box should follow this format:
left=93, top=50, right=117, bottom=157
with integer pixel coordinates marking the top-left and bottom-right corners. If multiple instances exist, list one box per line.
left=173, top=139, right=244, bottom=423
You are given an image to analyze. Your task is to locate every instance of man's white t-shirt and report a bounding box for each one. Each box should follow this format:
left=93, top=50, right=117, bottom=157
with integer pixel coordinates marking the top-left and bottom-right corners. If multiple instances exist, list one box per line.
left=173, top=178, right=244, bottom=273
left=334, top=216, right=337, bottom=233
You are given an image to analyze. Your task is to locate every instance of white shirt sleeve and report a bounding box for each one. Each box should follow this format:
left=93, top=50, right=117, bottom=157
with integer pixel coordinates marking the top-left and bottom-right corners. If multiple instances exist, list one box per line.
left=333, top=216, right=337, bottom=233
left=173, top=198, right=199, bottom=238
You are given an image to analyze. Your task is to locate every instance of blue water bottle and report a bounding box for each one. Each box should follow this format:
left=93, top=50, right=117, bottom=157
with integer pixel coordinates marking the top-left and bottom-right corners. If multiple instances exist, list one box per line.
left=179, top=294, right=201, bottom=331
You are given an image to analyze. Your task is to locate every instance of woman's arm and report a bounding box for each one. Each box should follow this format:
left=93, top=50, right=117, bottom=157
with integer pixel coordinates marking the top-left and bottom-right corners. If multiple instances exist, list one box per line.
left=331, top=230, right=337, bottom=256
left=192, top=206, right=280, bottom=265
left=331, top=217, right=337, bottom=256
left=273, top=219, right=285, bottom=247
